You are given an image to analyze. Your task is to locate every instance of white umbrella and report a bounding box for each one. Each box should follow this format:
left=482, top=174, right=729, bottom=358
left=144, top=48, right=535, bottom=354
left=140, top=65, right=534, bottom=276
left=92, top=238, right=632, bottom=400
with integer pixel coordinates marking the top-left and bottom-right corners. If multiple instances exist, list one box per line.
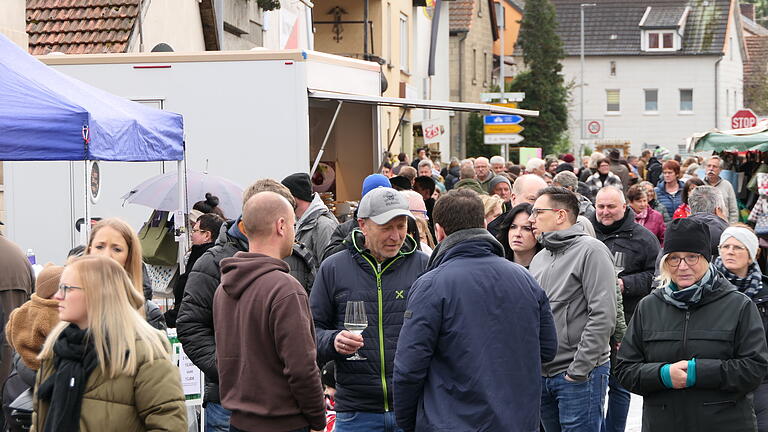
left=121, top=170, right=244, bottom=219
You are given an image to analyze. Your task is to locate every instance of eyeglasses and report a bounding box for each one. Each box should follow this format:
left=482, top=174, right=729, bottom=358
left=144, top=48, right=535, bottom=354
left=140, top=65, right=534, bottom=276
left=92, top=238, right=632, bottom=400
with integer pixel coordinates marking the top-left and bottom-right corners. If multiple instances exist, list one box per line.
left=57, top=284, right=82, bottom=297
left=530, top=208, right=565, bottom=218
left=719, top=244, right=747, bottom=253
left=191, top=229, right=208, bottom=234
left=666, top=254, right=701, bottom=267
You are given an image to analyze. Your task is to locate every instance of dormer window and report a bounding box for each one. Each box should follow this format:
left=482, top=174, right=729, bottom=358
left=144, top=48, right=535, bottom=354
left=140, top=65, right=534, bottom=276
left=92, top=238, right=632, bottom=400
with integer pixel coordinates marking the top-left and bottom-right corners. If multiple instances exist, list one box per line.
left=639, top=6, right=689, bottom=52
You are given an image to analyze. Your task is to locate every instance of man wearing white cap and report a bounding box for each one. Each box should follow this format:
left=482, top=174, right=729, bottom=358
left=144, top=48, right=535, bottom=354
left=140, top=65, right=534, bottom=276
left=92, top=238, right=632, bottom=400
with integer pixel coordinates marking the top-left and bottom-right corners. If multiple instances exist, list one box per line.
left=310, top=187, right=429, bottom=432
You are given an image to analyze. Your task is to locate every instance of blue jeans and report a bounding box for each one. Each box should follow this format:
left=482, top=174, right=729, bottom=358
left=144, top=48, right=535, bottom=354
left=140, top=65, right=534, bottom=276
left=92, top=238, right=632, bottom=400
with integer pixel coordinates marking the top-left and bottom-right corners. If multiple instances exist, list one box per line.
left=541, top=362, right=610, bottom=432
left=601, top=374, right=631, bottom=432
left=205, top=402, right=231, bottom=432
left=334, top=411, right=402, bottom=432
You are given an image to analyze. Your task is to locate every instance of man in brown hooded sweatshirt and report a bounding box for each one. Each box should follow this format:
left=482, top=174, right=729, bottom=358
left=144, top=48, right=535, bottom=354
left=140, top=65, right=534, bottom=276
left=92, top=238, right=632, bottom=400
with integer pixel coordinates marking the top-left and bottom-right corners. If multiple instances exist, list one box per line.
left=213, top=191, right=325, bottom=432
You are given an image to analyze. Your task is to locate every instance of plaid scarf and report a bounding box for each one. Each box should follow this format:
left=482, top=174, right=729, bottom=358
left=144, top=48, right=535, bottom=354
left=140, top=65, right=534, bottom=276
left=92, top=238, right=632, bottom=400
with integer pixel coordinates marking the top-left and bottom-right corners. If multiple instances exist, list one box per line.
left=714, top=256, right=763, bottom=298
left=661, top=265, right=716, bottom=310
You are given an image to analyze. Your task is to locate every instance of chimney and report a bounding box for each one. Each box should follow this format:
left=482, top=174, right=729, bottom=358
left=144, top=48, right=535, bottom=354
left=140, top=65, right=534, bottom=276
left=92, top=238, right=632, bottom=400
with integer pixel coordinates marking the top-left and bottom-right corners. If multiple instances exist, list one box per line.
left=741, top=3, right=756, bottom=22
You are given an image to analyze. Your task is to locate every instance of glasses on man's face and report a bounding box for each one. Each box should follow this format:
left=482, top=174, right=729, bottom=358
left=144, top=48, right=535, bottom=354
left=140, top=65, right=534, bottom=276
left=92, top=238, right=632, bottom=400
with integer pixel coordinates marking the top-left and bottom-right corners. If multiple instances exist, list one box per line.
left=530, top=208, right=565, bottom=218
left=57, top=284, right=82, bottom=298
left=719, top=244, right=746, bottom=253
left=667, top=254, right=701, bottom=267
left=191, top=228, right=207, bottom=234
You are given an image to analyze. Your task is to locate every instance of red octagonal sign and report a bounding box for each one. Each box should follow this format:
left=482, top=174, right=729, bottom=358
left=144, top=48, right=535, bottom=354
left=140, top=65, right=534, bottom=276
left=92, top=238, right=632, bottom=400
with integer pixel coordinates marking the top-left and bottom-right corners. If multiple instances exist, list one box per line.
left=732, top=109, right=758, bottom=129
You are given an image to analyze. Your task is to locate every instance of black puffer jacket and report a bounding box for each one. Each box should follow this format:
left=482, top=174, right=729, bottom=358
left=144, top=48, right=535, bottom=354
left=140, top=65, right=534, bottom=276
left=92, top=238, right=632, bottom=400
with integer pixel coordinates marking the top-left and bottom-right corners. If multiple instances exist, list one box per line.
left=310, top=230, right=429, bottom=413
left=590, top=208, right=660, bottom=321
left=176, top=220, right=317, bottom=403
left=322, top=218, right=359, bottom=262
left=616, top=274, right=768, bottom=432
left=646, top=157, right=662, bottom=185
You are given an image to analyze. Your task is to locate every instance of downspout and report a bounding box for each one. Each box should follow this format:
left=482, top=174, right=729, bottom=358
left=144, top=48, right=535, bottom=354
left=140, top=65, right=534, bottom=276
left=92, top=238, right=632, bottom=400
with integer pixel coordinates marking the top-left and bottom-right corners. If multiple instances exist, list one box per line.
left=458, top=31, right=469, bottom=158
left=714, top=56, right=722, bottom=129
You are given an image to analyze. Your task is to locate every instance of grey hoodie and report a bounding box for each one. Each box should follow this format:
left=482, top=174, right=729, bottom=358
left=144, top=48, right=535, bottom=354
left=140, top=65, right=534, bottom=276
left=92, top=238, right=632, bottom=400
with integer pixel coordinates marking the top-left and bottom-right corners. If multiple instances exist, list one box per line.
left=529, top=224, right=616, bottom=380
left=296, top=193, right=339, bottom=265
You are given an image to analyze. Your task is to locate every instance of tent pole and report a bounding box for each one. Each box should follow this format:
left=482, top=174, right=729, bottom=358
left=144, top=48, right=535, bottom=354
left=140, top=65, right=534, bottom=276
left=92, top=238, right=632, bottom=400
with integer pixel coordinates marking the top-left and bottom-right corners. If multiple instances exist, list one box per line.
left=83, top=161, right=91, bottom=245
left=177, top=157, right=189, bottom=274
left=311, top=101, right=343, bottom=178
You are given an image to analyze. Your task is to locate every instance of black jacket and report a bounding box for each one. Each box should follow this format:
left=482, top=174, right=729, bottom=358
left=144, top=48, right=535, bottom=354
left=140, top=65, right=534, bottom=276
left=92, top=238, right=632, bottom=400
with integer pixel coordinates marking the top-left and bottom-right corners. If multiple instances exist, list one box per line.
left=321, top=218, right=358, bottom=262
left=310, top=230, right=429, bottom=413
left=616, top=274, right=768, bottom=432
left=164, top=242, right=215, bottom=328
left=444, top=166, right=460, bottom=190
left=591, top=208, right=660, bottom=321
left=646, top=157, right=662, bottom=185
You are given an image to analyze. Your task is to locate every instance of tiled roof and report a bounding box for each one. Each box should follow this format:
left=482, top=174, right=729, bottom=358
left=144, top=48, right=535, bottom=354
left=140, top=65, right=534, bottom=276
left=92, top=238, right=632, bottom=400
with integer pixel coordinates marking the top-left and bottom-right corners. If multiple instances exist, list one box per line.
left=641, top=5, right=687, bottom=28
left=26, top=0, right=140, bottom=55
left=743, top=14, right=768, bottom=37
left=745, top=35, right=768, bottom=91
left=449, top=0, right=475, bottom=33
left=552, top=0, right=731, bottom=56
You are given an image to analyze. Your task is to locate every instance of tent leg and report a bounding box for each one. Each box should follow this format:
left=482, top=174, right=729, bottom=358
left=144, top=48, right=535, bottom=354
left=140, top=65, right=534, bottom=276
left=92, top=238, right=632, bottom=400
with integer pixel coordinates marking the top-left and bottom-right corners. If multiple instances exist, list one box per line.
left=386, top=108, right=408, bottom=153
left=310, top=101, right=343, bottom=178
left=177, top=159, right=189, bottom=274
left=82, top=161, right=91, bottom=245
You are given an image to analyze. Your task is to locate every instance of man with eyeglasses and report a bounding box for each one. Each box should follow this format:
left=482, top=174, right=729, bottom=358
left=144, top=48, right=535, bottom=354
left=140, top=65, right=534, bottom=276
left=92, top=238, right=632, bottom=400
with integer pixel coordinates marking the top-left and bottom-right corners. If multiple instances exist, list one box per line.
left=528, top=187, right=617, bottom=432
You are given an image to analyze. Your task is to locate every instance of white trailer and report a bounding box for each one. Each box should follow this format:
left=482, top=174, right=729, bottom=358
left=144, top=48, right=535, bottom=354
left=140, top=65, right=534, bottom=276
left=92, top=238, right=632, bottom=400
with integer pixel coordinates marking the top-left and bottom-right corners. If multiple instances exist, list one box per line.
left=4, top=49, right=534, bottom=263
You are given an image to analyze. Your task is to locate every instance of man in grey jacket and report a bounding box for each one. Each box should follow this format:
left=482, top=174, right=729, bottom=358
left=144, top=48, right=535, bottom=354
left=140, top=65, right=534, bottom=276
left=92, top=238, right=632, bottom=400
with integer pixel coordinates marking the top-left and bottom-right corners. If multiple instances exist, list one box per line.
left=282, top=173, right=339, bottom=267
left=528, top=187, right=617, bottom=432
left=704, top=156, right=739, bottom=223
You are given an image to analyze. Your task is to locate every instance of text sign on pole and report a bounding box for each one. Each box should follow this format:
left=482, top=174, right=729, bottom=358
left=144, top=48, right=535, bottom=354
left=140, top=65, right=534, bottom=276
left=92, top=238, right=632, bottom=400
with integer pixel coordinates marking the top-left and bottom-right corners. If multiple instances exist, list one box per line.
left=484, top=115, right=524, bottom=125
left=484, top=124, right=524, bottom=134
left=485, top=134, right=524, bottom=144
left=732, top=109, right=758, bottom=129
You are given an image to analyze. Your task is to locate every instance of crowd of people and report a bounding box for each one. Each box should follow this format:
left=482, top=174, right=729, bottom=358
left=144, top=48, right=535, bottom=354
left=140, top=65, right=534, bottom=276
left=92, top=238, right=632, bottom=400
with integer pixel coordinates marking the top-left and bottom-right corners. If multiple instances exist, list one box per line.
left=0, top=144, right=765, bottom=432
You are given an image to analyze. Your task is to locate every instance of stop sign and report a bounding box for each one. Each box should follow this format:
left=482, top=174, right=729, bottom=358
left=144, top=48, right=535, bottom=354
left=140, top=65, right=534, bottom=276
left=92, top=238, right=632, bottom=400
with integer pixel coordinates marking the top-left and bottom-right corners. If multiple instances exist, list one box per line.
left=732, top=109, right=758, bottom=129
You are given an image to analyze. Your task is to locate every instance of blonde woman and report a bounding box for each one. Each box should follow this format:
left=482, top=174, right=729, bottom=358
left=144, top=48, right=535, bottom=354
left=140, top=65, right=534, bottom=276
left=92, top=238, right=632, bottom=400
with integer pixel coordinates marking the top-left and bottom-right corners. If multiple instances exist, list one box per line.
left=616, top=219, right=768, bottom=431
left=85, top=218, right=166, bottom=330
left=32, top=256, right=186, bottom=431
left=480, top=194, right=504, bottom=226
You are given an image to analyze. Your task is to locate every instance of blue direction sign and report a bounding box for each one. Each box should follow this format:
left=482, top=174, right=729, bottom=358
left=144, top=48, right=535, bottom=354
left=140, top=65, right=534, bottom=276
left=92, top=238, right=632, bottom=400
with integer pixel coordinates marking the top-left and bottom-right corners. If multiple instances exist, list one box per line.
left=483, top=114, right=524, bottom=125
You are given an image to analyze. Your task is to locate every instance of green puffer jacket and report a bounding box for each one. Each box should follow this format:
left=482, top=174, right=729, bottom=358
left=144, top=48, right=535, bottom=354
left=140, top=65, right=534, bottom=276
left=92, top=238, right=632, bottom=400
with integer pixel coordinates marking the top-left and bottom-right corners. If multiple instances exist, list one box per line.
left=32, top=337, right=187, bottom=432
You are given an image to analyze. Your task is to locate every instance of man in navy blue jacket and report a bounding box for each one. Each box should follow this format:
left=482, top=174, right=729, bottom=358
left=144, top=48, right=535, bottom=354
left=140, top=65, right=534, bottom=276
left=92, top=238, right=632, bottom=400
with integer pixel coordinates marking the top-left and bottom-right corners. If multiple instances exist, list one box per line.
left=394, top=189, right=558, bottom=432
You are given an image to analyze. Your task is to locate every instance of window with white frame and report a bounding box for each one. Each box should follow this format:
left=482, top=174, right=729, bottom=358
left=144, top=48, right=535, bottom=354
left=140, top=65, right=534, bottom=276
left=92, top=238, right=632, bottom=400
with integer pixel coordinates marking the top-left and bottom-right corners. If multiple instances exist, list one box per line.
left=644, top=89, right=658, bottom=112
left=645, top=31, right=676, bottom=51
left=399, top=13, right=409, bottom=72
left=606, top=89, right=620, bottom=113
left=679, top=89, right=693, bottom=112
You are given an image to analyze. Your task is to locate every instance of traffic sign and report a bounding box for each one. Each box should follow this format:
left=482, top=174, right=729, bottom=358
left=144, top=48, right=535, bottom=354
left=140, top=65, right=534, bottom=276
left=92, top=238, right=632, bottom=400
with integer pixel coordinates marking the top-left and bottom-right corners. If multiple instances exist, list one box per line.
left=491, top=102, right=518, bottom=109
left=484, top=114, right=524, bottom=125
left=732, top=109, right=758, bottom=129
left=484, top=124, right=524, bottom=134
left=584, top=119, right=603, bottom=138
left=485, top=134, right=524, bottom=144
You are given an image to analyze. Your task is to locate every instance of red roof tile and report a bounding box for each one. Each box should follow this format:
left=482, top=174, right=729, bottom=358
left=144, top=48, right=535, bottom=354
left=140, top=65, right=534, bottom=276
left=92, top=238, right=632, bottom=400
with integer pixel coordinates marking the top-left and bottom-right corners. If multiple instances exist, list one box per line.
left=450, top=0, right=476, bottom=33
left=26, top=0, right=139, bottom=55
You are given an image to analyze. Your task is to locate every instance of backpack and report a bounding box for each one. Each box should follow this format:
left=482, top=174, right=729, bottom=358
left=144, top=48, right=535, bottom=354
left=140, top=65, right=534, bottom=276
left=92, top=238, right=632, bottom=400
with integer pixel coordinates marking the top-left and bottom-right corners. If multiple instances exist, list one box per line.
left=285, top=242, right=318, bottom=294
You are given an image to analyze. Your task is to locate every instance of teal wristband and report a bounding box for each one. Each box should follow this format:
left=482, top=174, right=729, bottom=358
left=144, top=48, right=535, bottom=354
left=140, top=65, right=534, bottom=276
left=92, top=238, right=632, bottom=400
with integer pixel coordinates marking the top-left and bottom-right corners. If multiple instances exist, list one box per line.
left=660, top=364, right=673, bottom=389
left=686, top=358, right=697, bottom=388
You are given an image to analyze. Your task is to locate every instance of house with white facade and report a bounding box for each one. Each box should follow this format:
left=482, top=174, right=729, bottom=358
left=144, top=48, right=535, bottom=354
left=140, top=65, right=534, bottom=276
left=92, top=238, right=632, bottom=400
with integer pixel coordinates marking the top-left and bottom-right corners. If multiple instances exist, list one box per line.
left=553, top=0, right=745, bottom=155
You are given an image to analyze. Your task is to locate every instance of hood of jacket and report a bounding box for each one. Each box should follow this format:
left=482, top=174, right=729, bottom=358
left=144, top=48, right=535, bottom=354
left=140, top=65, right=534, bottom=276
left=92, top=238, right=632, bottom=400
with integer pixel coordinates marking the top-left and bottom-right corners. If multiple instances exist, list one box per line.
left=219, top=252, right=290, bottom=300
left=297, top=193, right=333, bottom=230
left=448, top=166, right=460, bottom=177
left=454, top=178, right=485, bottom=194
left=345, top=228, right=419, bottom=272
left=221, top=218, right=249, bottom=251
left=539, top=224, right=589, bottom=251
left=427, top=228, right=503, bottom=270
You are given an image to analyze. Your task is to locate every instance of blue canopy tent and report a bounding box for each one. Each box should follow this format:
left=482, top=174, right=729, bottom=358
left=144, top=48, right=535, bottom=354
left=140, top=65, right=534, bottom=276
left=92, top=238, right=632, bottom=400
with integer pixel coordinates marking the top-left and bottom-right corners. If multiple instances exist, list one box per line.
left=0, top=33, right=189, bottom=265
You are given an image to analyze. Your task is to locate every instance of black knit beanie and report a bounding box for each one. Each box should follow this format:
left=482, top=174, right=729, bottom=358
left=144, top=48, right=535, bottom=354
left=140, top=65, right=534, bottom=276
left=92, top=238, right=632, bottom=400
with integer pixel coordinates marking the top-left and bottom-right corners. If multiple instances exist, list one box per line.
left=281, top=173, right=313, bottom=202
left=663, top=218, right=712, bottom=262
left=389, top=175, right=412, bottom=191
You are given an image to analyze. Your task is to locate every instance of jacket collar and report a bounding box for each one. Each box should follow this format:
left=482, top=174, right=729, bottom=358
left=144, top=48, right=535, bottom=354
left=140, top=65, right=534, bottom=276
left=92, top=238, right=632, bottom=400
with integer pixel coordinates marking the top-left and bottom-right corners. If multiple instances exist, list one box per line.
left=653, top=271, right=738, bottom=308
left=219, top=219, right=248, bottom=252
left=427, top=228, right=503, bottom=270
left=345, top=228, right=418, bottom=273
left=539, top=224, right=588, bottom=251
left=592, top=208, right=636, bottom=235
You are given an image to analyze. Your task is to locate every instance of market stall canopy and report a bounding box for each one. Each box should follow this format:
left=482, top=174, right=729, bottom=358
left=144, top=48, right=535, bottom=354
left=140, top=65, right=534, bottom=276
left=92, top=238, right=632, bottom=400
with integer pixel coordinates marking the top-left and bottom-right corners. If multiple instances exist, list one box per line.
left=0, top=33, right=183, bottom=161
left=688, top=120, right=768, bottom=153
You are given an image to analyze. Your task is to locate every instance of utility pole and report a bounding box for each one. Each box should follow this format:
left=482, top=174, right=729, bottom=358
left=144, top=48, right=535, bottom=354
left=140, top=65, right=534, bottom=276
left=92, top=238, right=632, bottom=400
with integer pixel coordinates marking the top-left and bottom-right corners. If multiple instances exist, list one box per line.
left=495, top=1, right=507, bottom=161
left=580, top=3, right=595, bottom=157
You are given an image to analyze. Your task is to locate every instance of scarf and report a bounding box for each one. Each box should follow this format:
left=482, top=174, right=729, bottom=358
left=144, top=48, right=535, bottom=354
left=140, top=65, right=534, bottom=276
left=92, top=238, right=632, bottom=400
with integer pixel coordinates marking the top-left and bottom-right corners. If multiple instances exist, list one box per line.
left=714, top=256, right=763, bottom=298
left=595, top=209, right=630, bottom=235
left=661, top=264, right=716, bottom=310
left=634, top=207, right=649, bottom=226
left=38, top=324, right=99, bottom=432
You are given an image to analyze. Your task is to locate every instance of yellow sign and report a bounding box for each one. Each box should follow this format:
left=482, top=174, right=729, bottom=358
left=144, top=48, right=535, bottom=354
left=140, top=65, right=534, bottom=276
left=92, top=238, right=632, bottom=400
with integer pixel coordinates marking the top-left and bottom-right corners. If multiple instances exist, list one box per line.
left=484, top=124, right=524, bottom=134
left=491, top=103, right=518, bottom=109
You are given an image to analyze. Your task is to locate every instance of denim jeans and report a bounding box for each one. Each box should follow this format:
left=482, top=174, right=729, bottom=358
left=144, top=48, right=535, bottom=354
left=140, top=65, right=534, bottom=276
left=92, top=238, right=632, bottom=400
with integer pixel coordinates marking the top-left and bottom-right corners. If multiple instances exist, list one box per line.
left=541, top=362, right=610, bottom=432
left=229, top=426, right=307, bottom=432
left=334, top=411, right=402, bottom=432
left=205, top=402, right=231, bottom=432
left=601, top=374, right=631, bottom=432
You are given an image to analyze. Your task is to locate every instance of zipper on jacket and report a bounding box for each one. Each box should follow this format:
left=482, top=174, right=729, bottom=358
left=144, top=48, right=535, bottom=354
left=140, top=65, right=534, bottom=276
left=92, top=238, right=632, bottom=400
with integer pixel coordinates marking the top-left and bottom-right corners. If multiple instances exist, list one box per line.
left=360, top=254, right=402, bottom=412
left=682, top=310, right=691, bottom=356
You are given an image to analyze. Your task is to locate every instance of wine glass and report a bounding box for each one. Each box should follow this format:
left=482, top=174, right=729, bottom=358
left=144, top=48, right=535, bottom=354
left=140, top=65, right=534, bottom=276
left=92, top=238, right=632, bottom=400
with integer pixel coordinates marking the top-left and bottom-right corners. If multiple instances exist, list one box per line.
left=613, top=251, right=626, bottom=277
left=344, top=301, right=368, bottom=361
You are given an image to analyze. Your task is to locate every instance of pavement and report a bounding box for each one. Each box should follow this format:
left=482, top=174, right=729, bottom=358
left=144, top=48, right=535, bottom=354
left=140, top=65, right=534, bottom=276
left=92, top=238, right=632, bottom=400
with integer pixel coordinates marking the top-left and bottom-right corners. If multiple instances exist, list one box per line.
left=625, top=394, right=643, bottom=432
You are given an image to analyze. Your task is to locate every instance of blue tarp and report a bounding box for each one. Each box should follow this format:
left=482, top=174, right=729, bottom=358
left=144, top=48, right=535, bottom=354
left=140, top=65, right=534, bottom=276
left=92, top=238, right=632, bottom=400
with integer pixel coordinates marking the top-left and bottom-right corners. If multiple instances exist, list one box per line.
left=0, top=34, right=184, bottom=161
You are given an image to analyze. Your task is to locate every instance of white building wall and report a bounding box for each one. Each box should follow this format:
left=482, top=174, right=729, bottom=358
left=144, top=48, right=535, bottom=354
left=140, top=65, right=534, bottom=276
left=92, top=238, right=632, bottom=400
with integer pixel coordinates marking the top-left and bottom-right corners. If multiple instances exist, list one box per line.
left=717, top=8, right=745, bottom=126
left=563, top=55, right=721, bottom=155
left=410, top=3, right=452, bottom=162
left=133, top=0, right=206, bottom=52
left=0, top=0, right=27, bottom=49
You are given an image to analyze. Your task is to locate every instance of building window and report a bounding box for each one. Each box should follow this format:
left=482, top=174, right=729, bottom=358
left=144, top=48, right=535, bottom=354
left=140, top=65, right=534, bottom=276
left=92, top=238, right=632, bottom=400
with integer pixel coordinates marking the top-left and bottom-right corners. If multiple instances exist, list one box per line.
left=399, top=13, right=409, bottom=72
left=483, top=52, right=488, bottom=86
left=644, top=89, right=658, bottom=112
left=606, top=89, right=620, bottom=113
left=647, top=31, right=674, bottom=50
left=386, top=3, right=392, bottom=65
left=478, top=0, right=482, bottom=17
left=472, top=48, right=477, bottom=84
left=610, top=61, right=616, bottom=76
left=680, top=89, right=693, bottom=112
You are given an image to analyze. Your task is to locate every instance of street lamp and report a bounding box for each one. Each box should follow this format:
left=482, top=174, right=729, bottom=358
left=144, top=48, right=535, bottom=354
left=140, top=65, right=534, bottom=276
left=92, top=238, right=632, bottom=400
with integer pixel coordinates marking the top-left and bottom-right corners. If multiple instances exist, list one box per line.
left=580, top=3, right=596, bottom=157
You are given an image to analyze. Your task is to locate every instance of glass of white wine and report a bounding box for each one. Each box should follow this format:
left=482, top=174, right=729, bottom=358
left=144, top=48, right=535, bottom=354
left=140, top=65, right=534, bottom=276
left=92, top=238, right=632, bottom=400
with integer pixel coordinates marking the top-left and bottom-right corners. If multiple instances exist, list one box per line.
left=344, top=301, right=368, bottom=361
left=613, top=251, right=626, bottom=277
